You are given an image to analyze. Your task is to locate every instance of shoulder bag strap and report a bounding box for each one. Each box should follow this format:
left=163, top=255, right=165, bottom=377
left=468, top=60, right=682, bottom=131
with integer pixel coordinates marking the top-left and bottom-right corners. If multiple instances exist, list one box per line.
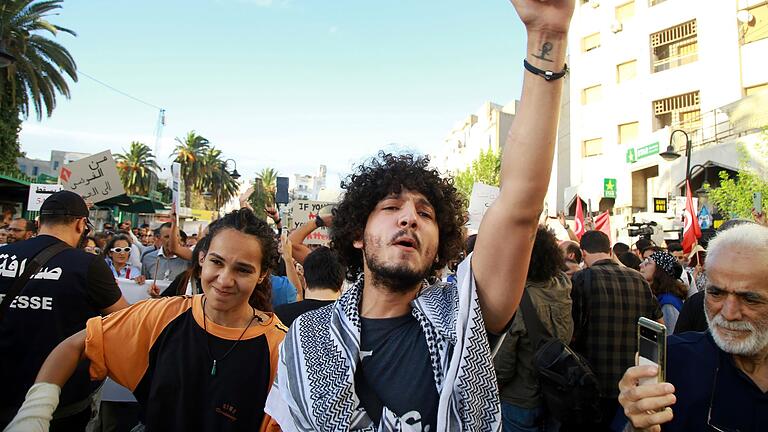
left=0, top=242, right=70, bottom=322
left=519, top=289, right=551, bottom=349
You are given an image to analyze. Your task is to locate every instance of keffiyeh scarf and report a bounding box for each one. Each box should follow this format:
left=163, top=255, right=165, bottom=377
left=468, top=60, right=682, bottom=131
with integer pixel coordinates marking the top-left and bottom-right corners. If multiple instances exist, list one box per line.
left=265, top=256, right=501, bottom=431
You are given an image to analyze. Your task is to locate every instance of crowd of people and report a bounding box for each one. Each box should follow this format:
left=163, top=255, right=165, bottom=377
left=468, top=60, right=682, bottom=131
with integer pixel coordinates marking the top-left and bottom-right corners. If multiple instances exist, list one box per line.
left=1, top=1, right=768, bottom=431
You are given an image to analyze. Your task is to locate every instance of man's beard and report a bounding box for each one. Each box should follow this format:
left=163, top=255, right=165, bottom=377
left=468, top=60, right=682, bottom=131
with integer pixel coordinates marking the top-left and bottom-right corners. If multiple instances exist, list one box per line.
left=705, top=303, right=768, bottom=356
left=364, top=241, right=432, bottom=294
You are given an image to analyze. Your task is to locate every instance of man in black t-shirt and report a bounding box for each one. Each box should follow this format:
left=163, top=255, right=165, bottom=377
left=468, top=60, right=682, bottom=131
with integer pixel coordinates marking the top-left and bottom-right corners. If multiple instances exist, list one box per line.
left=275, top=246, right=343, bottom=327
left=0, top=191, right=128, bottom=431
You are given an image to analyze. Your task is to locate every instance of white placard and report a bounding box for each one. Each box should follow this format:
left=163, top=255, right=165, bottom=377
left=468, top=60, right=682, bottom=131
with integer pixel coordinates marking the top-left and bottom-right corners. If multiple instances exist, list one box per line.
left=26, top=184, right=63, bottom=211
left=171, top=162, right=181, bottom=209
left=59, top=150, right=125, bottom=203
left=467, top=182, right=500, bottom=231
left=116, top=278, right=171, bottom=304
left=290, top=200, right=334, bottom=245
left=673, top=196, right=699, bottom=224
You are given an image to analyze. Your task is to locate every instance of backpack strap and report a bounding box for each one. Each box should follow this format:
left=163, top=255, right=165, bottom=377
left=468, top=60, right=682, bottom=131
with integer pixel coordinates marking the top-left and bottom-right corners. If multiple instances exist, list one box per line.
left=519, top=289, right=552, bottom=349
left=0, top=241, right=70, bottom=322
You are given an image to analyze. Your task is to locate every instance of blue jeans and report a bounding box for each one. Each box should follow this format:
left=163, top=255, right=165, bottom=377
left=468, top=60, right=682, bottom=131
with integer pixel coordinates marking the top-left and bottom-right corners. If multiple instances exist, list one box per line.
left=501, top=401, right=560, bottom=432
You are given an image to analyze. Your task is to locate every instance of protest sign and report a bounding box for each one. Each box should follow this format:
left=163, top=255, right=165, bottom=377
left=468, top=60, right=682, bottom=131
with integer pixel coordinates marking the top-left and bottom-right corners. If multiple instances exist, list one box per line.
left=290, top=200, right=335, bottom=245
left=26, top=184, right=63, bottom=211
left=59, top=150, right=125, bottom=203
left=171, top=162, right=181, bottom=209
left=467, top=182, right=499, bottom=231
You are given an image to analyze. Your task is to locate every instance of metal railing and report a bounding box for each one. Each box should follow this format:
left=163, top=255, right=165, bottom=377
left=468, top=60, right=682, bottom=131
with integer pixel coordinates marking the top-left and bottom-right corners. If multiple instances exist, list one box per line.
left=667, top=92, right=768, bottom=153
left=652, top=51, right=698, bottom=73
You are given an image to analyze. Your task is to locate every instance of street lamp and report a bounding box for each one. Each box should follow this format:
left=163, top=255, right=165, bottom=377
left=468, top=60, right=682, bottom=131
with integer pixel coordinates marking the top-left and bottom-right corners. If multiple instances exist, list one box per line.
left=223, top=158, right=240, bottom=180
left=661, top=129, right=694, bottom=182
left=689, top=163, right=710, bottom=196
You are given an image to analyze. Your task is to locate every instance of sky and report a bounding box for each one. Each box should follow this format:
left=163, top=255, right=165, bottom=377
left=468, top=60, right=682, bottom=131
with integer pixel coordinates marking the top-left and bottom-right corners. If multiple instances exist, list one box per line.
left=20, top=0, right=529, bottom=190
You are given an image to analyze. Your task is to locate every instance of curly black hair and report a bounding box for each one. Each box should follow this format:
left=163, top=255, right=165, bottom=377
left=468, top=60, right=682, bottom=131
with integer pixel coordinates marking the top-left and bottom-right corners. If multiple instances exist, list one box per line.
left=206, top=209, right=279, bottom=312
left=331, top=151, right=467, bottom=282
left=527, top=226, right=566, bottom=282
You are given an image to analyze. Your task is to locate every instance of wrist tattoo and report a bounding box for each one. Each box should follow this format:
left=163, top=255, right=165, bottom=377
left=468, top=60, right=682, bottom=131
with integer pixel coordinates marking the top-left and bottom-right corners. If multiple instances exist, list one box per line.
left=532, top=41, right=554, bottom=62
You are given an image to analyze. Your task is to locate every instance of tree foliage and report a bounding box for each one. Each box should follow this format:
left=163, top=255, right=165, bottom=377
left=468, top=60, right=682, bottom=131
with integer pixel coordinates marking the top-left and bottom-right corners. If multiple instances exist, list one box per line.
left=707, top=131, right=768, bottom=219
left=115, top=141, right=159, bottom=196
left=172, top=131, right=210, bottom=206
left=0, top=0, right=78, bottom=173
left=247, top=168, right=279, bottom=220
left=453, top=147, right=501, bottom=204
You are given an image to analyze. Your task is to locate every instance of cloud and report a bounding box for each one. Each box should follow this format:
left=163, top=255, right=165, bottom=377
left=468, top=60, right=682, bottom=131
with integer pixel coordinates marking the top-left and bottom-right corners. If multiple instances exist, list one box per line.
left=239, top=0, right=273, bottom=6
left=329, top=26, right=338, bottom=34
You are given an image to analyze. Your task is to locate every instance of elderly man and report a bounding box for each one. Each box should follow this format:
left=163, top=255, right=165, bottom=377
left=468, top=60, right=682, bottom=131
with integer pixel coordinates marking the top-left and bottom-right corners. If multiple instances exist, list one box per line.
left=618, top=223, right=768, bottom=431
left=6, top=218, right=36, bottom=243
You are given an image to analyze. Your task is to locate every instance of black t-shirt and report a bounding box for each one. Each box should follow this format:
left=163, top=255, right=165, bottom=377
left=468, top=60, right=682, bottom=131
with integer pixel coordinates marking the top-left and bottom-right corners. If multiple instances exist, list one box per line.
left=274, top=299, right=335, bottom=327
left=0, top=235, right=122, bottom=422
left=354, top=314, right=438, bottom=430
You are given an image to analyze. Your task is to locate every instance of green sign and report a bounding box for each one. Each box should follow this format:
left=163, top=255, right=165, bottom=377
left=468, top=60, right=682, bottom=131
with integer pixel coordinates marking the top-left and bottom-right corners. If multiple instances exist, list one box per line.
left=626, top=142, right=660, bottom=163
left=626, top=148, right=636, bottom=163
left=636, top=142, right=660, bottom=160
left=603, top=178, right=617, bottom=198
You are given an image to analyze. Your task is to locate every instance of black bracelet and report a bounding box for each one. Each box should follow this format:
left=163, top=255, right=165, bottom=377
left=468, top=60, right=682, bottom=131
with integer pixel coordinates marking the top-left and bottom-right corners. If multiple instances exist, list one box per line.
left=274, top=218, right=281, bottom=225
left=523, top=59, right=568, bottom=81
left=315, top=214, right=325, bottom=228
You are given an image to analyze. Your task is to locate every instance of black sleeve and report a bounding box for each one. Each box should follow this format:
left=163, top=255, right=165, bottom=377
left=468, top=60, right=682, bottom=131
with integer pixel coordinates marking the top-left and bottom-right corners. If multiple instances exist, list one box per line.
left=162, top=272, right=185, bottom=297
left=674, top=290, right=707, bottom=334
left=86, top=257, right=123, bottom=310
left=570, top=270, right=587, bottom=346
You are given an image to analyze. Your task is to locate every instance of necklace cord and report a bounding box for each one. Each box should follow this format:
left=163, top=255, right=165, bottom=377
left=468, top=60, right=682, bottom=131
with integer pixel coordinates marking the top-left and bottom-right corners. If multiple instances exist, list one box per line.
left=202, top=297, right=260, bottom=375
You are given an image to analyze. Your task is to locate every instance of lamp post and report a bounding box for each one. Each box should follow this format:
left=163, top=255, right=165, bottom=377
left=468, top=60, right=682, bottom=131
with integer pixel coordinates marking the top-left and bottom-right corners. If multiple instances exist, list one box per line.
left=216, top=159, right=240, bottom=214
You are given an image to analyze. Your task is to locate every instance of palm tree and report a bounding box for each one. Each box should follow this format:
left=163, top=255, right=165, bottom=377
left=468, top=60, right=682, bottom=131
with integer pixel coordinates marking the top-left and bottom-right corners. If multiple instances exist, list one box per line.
left=200, top=147, right=238, bottom=211
left=258, top=167, right=278, bottom=206
left=172, top=131, right=210, bottom=205
left=0, top=0, right=78, bottom=173
left=115, top=141, right=159, bottom=196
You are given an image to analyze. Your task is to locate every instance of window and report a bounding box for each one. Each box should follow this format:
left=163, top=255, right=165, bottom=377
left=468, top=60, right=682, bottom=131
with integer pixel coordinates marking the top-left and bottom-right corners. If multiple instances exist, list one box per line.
left=582, top=85, right=602, bottom=104
left=746, top=82, right=768, bottom=95
left=19, top=164, right=27, bottom=173
left=616, top=1, right=635, bottom=24
left=650, top=20, right=698, bottom=73
left=53, top=161, right=59, bottom=170
left=653, top=91, right=701, bottom=133
left=583, top=138, right=603, bottom=157
left=649, top=0, right=667, bottom=6
left=618, top=122, right=639, bottom=145
left=32, top=166, right=39, bottom=176
left=742, top=3, right=768, bottom=45
left=582, top=33, right=601, bottom=52
left=617, top=60, right=637, bottom=83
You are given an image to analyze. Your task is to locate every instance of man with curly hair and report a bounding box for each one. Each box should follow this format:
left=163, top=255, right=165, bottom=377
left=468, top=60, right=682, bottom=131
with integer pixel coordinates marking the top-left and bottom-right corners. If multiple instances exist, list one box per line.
left=266, top=1, right=575, bottom=430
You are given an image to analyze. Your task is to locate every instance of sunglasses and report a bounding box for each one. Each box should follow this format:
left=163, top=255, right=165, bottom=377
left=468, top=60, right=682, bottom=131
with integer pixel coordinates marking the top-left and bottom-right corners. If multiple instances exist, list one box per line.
left=109, top=247, right=131, bottom=254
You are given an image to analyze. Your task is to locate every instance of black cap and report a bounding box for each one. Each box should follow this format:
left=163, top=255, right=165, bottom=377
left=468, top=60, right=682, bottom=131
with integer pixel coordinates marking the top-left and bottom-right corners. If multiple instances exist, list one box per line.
left=40, top=190, right=90, bottom=218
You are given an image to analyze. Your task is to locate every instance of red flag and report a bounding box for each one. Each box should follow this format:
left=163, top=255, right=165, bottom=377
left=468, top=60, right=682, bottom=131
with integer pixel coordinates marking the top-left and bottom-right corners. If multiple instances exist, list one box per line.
left=574, top=195, right=586, bottom=239
left=594, top=211, right=612, bottom=243
left=682, top=179, right=702, bottom=254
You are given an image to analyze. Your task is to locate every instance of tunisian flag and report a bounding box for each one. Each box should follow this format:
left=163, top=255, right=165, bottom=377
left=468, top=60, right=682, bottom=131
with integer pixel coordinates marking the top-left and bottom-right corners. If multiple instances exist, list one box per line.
left=594, top=211, right=612, bottom=243
left=682, top=179, right=702, bottom=254
left=574, top=196, right=586, bottom=239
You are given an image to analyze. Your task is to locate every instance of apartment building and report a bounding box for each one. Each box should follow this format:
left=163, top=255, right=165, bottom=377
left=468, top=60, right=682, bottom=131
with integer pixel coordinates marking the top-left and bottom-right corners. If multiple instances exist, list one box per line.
left=566, top=0, right=768, bottom=243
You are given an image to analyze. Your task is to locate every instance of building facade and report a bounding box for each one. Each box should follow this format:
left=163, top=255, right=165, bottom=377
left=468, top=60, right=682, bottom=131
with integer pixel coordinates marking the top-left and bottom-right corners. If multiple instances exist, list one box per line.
left=566, top=0, right=768, bottom=243
left=17, top=150, right=89, bottom=179
left=291, top=165, right=328, bottom=201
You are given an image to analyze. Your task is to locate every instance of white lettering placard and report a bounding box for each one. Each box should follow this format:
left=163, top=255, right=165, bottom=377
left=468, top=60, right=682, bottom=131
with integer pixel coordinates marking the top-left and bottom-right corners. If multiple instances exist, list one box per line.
left=27, top=183, right=63, bottom=212
left=59, top=150, right=125, bottom=203
left=467, top=182, right=499, bottom=231
left=116, top=278, right=170, bottom=305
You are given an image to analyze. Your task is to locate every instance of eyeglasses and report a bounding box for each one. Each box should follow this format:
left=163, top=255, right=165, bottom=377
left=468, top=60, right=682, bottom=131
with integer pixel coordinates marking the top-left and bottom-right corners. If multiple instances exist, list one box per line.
left=706, top=364, right=741, bottom=432
left=109, top=247, right=131, bottom=254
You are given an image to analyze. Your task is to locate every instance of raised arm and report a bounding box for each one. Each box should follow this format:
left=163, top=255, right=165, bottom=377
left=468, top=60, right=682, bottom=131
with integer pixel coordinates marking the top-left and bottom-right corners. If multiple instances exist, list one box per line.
left=472, top=0, right=574, bottom=333
left=287, top=215, right=332, bottom=264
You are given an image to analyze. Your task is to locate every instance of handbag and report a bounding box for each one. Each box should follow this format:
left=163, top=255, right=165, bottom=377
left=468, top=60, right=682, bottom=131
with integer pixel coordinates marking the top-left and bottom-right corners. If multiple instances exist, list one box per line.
left=519, top=287, right=601, bottom=423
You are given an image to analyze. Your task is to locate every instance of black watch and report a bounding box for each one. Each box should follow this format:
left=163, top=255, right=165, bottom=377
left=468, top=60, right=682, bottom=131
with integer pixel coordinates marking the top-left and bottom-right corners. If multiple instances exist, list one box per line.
left=315, top=214, right=325, bottom=228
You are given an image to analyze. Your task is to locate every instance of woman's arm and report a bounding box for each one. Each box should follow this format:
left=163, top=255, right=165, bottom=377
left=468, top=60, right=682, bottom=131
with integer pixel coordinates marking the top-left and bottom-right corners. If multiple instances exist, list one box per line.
left=4, top=331, right=87, bottom=431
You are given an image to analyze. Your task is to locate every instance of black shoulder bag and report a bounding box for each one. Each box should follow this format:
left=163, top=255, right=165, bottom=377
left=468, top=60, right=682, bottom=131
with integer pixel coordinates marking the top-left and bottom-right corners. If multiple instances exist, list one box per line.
left=519, top=288, right=601, bottom=423
left=0, top=242, right=70, bottom=322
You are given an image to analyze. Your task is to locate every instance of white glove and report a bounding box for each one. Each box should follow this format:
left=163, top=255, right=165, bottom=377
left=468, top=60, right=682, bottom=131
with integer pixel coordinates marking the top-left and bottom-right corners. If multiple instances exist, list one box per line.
left=3, top=383, right=61, bottom=432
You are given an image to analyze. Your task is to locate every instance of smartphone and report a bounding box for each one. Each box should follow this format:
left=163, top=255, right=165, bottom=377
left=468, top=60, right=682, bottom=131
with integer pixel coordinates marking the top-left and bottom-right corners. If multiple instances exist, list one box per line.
left=638, top=317, right=666, bottom=386
left=754, top=192, right=763, bottom=214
